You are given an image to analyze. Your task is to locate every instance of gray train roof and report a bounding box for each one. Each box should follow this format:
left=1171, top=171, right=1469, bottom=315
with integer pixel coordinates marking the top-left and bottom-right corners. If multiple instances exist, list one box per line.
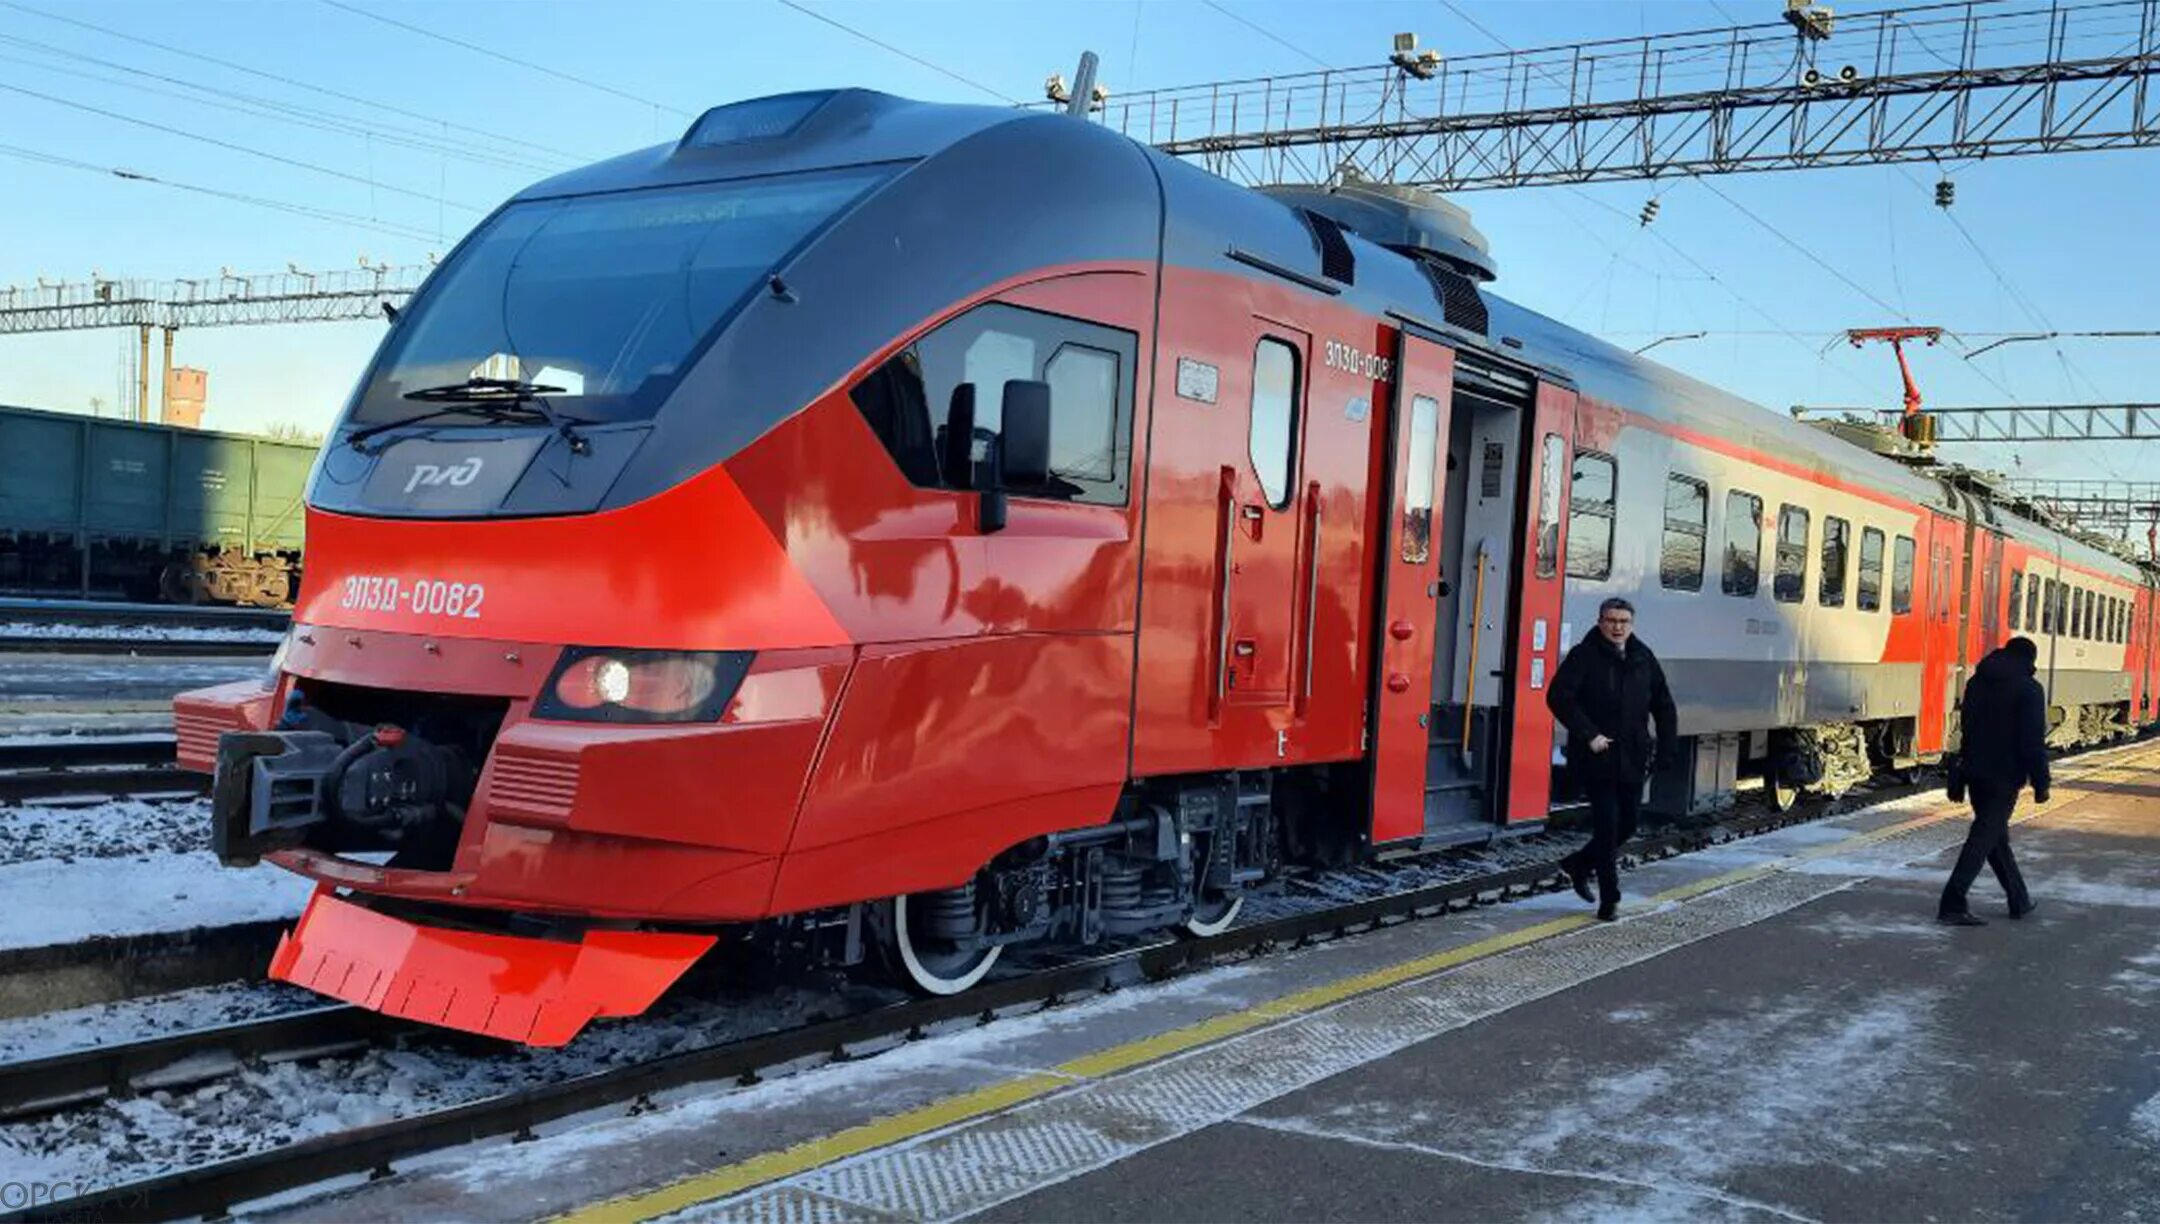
left=511, top=90, right=1025, bottom=201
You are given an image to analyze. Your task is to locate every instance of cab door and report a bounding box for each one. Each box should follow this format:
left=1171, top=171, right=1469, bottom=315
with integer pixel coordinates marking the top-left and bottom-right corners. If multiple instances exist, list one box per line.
left=1217, top=325, right=1310, bottom=720
left=1369, top=333, right=1456, bottom=843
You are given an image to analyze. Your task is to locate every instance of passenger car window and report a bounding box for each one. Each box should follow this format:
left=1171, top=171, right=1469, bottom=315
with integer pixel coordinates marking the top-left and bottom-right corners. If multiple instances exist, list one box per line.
left=2008, top=570, right=2023, bottom=630
left=1775, top=506, right=1809, bottom=603
left=1722, top=491, right=1762, bottom=597
left=1892, top=535, right=1915, bottom=614
left=1566, top=452, right=1616, bottom=580
left=2026, top=571, right=2042, bottom=630
left=1819, top=516, right=1849, bottom=607
left=1660, top=475, right=1707, bottom=591
left=2042, top=578, right=2057, bottom=633
left=1857, top=527, right=1885, bottom=612
left=851, top=300, right=1137, bottom=505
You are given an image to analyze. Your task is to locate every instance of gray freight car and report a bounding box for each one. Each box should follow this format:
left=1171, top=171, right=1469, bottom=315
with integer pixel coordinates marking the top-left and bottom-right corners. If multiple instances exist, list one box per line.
left=0, top=404, right=313, bottom=606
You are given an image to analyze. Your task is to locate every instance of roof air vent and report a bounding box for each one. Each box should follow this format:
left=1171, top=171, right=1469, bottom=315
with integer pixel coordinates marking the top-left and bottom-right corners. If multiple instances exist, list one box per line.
left=1258, top=168, right=1496, bottom=282
left=1297, top=208, right=1356, bottom=285
left=1420, top=260, right=1489, bottom=335
left=680, top=91, right=837, bottom=150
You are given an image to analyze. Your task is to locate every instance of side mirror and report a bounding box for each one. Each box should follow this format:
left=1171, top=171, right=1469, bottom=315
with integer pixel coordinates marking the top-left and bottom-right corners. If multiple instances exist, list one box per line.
left=941, top=384, right=976, bottom=490
left=1000, top=379, right=1052, bottom=488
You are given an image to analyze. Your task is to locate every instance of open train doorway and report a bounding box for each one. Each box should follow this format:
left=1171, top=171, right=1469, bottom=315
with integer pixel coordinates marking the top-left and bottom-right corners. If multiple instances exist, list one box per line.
left=1369, top=327, right=1572, bottom=849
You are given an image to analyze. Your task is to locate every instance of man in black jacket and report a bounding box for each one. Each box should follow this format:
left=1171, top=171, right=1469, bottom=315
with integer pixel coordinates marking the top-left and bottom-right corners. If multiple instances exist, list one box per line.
left=1939, top=635, right=2048, bottom=925
left=1546, top=597, right=1679, bottom=920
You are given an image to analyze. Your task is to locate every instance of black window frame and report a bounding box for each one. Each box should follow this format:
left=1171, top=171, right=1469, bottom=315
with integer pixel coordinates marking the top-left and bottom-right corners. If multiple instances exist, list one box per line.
left=1248, top=336, right=1303, bottom=511
left=1819, top=515, right=1850, bottom=608
left=1660, top=473, right=1709, bottom=592
left=1722, top=489, right=1763, bottom=597
left=1857, top=527, right=1885, bottom=612
left=1892, top=535, right=1915, bottom=614
left=849, top=299, right=1139, bottom=506
left=1566, top=451, right=1617, bottom=581
left=1774, top=505, right=1809, bottom=604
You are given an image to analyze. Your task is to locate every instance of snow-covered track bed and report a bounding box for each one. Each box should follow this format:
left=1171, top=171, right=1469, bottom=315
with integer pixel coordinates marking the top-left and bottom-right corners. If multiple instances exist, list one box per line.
left=0, top=635, right=275, bottom=658
left=5, top=774, right=1920, bottom=1223
left=0, top=597, right=287, bottom=634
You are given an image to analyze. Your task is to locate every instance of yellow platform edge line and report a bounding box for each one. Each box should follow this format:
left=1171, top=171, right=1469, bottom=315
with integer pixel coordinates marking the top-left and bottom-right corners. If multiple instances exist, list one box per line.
left=559, top=743, right=2160, bottom=1224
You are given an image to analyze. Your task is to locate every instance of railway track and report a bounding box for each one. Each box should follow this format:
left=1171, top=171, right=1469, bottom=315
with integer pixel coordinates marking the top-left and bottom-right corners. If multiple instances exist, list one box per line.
left=4, top=771, right=1944, bottom=1224
left=0, top=635, right=277, bottom=658
left=0, top=597, right=288, bottom=632
left=0, top=736, right=203, bottom=804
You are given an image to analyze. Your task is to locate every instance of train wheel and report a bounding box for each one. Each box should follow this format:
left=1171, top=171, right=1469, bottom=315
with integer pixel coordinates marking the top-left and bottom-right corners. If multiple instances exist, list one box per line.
left=886, top=893, right=1001, bottom=996
left=1181, top=890, right=1244, bottom=938
left=1767, top=773, right=1805, bottom=812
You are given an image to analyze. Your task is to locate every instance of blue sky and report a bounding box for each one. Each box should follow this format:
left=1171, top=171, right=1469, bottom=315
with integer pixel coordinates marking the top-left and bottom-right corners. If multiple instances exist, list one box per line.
left=1, top=0, right=2154, bottom=504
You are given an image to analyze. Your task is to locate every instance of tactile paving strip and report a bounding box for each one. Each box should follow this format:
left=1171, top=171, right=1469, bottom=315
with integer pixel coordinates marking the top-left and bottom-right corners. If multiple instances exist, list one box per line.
left=667, top=812, right=1991, bottom=1224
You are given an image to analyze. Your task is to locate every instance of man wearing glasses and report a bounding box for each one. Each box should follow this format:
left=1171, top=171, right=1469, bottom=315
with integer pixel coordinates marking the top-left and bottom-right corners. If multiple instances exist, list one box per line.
left=1546, top=597, right=1678, bottom=920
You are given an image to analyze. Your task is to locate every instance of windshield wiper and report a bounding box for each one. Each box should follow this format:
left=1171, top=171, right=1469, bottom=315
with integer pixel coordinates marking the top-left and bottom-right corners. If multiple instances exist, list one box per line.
left=347, top=378, right=592, bottom=454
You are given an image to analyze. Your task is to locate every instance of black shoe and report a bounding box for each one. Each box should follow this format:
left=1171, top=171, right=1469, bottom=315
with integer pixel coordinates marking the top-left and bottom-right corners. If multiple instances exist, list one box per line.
left=1596, top=901, right=1618, bottom=922
left=1563, top=862, right=1595, bottom=904
left=2009, top=899, right=2038, bottom=920
left=1938, top=910, right=1988, bottom=927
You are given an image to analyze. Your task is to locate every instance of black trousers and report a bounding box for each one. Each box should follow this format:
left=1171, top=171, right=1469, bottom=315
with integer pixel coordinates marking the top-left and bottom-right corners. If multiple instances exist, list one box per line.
left=1562, top=771, right=1641, bottom=906
left=1939, top=780, right=2031, bottom=916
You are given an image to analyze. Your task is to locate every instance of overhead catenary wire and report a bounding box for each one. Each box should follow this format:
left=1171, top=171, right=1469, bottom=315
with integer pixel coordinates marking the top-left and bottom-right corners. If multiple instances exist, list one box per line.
left=0, top=1, right=592, bottom=163
left=316, top=0, right=690, bottom=116
left=0, top=37, right=564, bottom=176
left=1201, top=0, right=1336, bottom=71
left=0, top=80, right=483, bottom=214
left=0, top=142, right=444, bottom=243
left=771, top=0, right=1022, bottom=105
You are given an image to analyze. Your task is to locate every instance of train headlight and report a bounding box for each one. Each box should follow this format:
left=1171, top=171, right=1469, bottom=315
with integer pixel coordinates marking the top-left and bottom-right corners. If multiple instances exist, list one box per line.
left=535, top=648, right=753, bottom=724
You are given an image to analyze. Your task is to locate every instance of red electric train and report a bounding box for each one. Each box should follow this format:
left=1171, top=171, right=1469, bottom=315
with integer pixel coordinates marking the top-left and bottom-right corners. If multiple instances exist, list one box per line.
left=175, top=90, right=2160, bottom=1045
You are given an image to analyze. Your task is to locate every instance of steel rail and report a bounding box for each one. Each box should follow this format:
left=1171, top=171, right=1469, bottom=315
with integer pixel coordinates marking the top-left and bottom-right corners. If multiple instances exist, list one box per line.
left=0, top=598, right=289, bottom=631
left=0, top=635, right=277, bottom=657
left=12, top=775, right=1923, bottom=1224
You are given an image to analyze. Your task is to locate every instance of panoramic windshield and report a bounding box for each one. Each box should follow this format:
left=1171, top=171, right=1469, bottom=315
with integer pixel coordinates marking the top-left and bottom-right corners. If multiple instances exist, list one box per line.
left=349, top=165, right=893, bottom=425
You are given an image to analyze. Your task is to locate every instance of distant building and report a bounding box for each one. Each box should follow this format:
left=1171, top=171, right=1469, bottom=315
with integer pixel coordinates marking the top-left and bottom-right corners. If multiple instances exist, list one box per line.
left=163, top=366, right=207, bottom=429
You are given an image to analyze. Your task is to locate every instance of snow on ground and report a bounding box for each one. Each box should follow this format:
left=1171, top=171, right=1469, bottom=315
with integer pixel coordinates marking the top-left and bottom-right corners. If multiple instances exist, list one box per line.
left=0, top=853, right=309, bottom=952
left=2132, top=1092, right=2160, bottom=1147
left=0, top=621, right=282, bottom=644
left=0, top=796, right=207, bottom=866
left=0, top=981, right=325, bottom=1064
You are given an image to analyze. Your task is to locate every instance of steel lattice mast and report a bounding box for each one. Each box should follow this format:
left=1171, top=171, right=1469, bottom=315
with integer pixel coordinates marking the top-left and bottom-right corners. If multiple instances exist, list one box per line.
left=0, top=264, right=429, bottom=335
left=1092, top=0, right=2160, bottom=191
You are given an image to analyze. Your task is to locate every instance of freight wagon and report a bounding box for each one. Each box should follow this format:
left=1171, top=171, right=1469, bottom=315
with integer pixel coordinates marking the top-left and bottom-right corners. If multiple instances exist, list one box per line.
left=0, top=403, right=312, bottom=606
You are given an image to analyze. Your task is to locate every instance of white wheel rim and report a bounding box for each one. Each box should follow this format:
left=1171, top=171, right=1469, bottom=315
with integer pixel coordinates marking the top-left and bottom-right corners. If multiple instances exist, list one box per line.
left=893, top=893, right=1000, bottom=996
left=1182, top=892, right=1244, bottom=937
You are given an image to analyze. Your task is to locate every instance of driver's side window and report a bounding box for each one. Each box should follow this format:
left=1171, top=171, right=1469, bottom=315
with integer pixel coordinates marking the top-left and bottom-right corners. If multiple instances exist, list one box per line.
left=851, top=301, right=1135, bottom=506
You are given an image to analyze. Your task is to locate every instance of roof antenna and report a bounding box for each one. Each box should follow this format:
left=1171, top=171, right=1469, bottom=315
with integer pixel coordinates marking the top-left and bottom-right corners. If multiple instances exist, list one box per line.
left=1064, top=51, right=1099, bottom=118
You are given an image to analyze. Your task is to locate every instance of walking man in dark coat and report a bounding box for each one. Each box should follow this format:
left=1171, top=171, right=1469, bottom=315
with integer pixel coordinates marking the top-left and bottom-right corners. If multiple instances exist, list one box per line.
left=1546, top=597, right=1679, bottom=920
left=1939, top=634, right=2047, bottom=925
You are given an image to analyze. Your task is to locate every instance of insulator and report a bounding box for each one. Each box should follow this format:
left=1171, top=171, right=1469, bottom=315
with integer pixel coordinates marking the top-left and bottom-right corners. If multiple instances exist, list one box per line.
left=1639, top=197, right=1660, bottom=226
left=1935, top=177, right=1955, bottom=208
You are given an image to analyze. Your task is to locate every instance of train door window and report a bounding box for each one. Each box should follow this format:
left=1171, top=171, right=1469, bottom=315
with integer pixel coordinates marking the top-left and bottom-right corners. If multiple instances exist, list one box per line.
left=1660, top=474, right=1708, bottom=591
left=1722, top=490, right=1762, bottom=596
left=2008, top=570, right=2023, bottom=630
left=1774, top=506, right=1809, bottom=603
left=1819, top=516, right=1850, bottom=607
left=2027, top=574, right=2043, bottom=632
left=1892, top=535, right=1915, bottom=614
left=1534, top=433, right=1566, bottom=577
left=1566, top=451, right=1616, bottom=580
left=1857, top=527, right=1885, bottom=611
left=1401, top=395, right=1440, bottom=564
left=1248, top=339, right=1300, bottom=509
left=850, top=300, right=1136, bottom=504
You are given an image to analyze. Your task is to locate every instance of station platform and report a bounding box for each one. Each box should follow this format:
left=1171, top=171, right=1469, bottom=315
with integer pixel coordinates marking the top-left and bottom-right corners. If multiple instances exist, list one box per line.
left=275, top=739, right=2160, bottom=1223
